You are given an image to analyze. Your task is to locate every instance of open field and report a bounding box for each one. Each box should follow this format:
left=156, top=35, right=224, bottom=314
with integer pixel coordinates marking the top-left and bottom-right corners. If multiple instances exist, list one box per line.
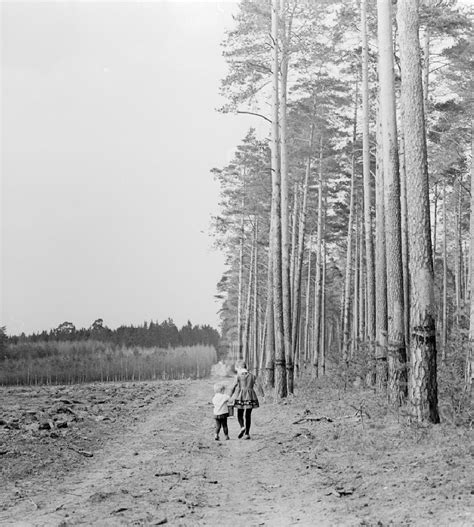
left=0, top=372, right=472, bottom=526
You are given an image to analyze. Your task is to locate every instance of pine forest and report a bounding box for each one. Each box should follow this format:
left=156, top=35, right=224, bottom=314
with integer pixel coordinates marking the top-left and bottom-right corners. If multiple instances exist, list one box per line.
left=212, top=0, right=473, bottom=424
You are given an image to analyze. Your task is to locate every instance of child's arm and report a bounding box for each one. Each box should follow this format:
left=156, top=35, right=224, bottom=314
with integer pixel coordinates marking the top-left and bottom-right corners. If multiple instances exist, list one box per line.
left=229, top=377, right=238, bottom=398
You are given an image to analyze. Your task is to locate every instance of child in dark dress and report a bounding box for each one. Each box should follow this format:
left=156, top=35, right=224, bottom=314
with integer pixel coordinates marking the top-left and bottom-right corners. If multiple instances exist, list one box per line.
left=212, top=383, right=230, bottom=441
left=229, top=360, right=263, bottom=440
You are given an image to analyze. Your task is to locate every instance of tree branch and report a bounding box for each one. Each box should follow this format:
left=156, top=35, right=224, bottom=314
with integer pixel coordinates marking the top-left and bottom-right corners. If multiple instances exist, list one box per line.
left=237, top=111, right=272, bottom=124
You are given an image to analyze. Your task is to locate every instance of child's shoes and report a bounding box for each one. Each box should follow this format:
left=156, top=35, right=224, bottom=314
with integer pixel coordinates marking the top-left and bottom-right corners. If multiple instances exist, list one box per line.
left=225, top=435, right=230, bottom=440
left=238, top=428, right=246, bottom=439
left=243, top=434, right=250, bottom=440
left=215, top=435, right=220, bottom=441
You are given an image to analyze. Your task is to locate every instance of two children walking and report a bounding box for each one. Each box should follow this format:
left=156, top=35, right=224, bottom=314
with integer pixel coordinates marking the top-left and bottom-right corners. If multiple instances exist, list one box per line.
left=211, top=360, right=262, bottom=441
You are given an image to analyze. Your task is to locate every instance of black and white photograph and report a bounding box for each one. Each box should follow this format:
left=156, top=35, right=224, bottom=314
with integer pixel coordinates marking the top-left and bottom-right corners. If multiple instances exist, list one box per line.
left=1, top=0, right=473, bottom=525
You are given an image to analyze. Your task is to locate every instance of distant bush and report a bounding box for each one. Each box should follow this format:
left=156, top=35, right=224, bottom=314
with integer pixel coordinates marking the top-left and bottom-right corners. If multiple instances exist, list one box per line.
left=0, top=340, right=217, bottom=386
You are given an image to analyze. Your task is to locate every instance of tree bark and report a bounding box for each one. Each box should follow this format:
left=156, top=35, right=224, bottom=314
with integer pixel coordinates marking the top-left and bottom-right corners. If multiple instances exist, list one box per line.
left=442, top=178, right=448, bottom=358
left=342, top=84, right=358, bottom=365
left=292, top=124, right=315, bottom=370
left=313, top=135, right=324, bottom=375
left=237, top=197, right=245, bottom=360
left=377, top=0, right=407, bottom=404
left=375, top=107, right=388, bottom=389
left=252, top=218, right=259, bottom=375
left=271, top=0, right=286, bottom=399
left=361, top=0, right=376, bottom=380
left=304, top=236, right=313, bottom=367
left=467, top=117, right=474, bottom=391
left=397, top=0, right=440, bottom=423
left=319, top=239, right=327, bottom=377
left=279, top=0, right=293, bottom=394
left=352, top=209, right=360, bottom=359
left=290, top=183, right=299, bottom=310
left=399, top=125, right=410, bottom=349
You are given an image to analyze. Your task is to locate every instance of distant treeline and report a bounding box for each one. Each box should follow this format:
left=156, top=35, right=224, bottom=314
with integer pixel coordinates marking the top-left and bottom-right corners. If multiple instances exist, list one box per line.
left=0, top=341, right=216, bottom=386
left=4, top=318, right=220, bottom=351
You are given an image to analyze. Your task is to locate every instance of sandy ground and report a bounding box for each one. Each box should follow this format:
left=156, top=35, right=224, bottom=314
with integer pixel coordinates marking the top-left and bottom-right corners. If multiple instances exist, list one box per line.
left=0, top=375, right=473, bottom=526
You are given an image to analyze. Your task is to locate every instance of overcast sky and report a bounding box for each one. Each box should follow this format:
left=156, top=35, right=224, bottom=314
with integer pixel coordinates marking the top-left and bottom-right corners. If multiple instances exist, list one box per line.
left=1, top=1, right=263, bottom=335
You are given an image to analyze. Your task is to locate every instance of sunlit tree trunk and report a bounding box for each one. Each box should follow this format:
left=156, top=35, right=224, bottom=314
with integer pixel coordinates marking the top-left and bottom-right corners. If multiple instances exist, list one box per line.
left=455, top=179, right=463, bottom=334
left=304, top=237, right=313, bottom=366
left=271, top=0, right=286, bottom=399
left=242, top=240, right=254, bottom=367
left=359, top=220, right=366, bottom=346
left=293, top=124, right=314, bottom=371
left=399, top=126, right=410, bottom=349
left=342, top=85, right=358, bottom=365
left=290, top=183, right=299, bottom=310
left=377, top=0, right=407, bottom=404
left=398, top=0, right=439, bottom=423
left=352, top=209, right=360, bottom=359
left=375, top=107, right=388, bottom=388
left=361, top=0, right=376, bottom=380
left=252, top=218, right=259, bottom=375
left=319, top=239, right=327, bottom=377
left=422, top=24, right=430, bottom=116
left=467, top=118, right=474, bottom=391
left=313, top=136, right=324, bottom=376
left=432, top=183, right=438, bottom=259
left=264, top=247, right=275, bottom=388
left=237, top=197, right=245, bottom=360
left=279, top=0, right=293, bottom=394
left=442, top=178, right=448, bottom=359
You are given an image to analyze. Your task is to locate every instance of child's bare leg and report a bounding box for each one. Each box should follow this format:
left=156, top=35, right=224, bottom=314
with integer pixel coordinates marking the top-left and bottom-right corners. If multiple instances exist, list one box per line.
left=222, top=418, right=229, bottom=439
left=215, top=418, right=222, bottom=439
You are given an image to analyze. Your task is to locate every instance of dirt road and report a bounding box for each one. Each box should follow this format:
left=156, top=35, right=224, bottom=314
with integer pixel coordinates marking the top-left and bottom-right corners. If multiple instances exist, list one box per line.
left=1, top=376, right=472, bottom=526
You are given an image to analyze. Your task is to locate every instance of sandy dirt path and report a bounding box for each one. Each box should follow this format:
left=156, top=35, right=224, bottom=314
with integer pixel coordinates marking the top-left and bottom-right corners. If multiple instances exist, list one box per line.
left=2, top=376, right=472, bottom=526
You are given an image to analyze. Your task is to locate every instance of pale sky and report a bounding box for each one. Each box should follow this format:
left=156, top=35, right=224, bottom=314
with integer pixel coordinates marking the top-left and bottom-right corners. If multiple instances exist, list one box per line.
left=1, top=1, right=263, bottom=335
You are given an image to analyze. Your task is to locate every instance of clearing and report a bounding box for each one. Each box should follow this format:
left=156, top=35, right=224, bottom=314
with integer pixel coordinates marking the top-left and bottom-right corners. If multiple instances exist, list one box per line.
left=0, top=373, right=472, bottom=526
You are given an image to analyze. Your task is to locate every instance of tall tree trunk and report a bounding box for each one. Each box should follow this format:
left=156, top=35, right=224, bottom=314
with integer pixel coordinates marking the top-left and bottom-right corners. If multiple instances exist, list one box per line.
left=442, top=178, right=448, bottom=359
left=319, top=239, right=327, bottom=376
left=377, top=0, right=407, bottom=404
left=375, top=107, right=388, bottom=388
left=237, top=198, right=245, bottom=360
left=432, top=182, right=438, bottom=259
left=293, top=124, right=315, bottom=368
left=342, top=85, right=358, bottom=365
left=422, top=25, right=430, bottom=116
left=399, top=126, right=410, bottom=349
left=290, top=183, right=299, bottom=310
left=252, top=218, right=259, bottom=375
left=313, top=135, right=324, bottom=376
left=280, top=0, right=293, bottom=394
left=467, top=117, right=474, bottom=391
left=352, top=209, right=360, bottom=359
left=359, top=218, right=365, bottom=346
left=397, top=0, right=439, bottom=423
left=242, top=238, right=254, bottom=366
left=271, top=0, right=286, bottom=399
left=455, top=179, right=463, bottom=334
left=304, top=236, right=313, bottom=366
left=361, top=0, right=376, bottom=381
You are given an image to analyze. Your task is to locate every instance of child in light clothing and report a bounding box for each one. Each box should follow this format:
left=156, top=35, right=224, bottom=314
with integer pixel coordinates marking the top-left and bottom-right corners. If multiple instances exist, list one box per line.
left=212, top=383, right=230, bottom=441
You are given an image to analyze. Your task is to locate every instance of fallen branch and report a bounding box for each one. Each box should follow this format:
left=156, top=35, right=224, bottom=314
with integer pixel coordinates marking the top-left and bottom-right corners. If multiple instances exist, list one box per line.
left=154, top=471, right=180, bottom=477
left=293, top=416, right=333, bottom=425
left=67, top=446, right=93, bottom=457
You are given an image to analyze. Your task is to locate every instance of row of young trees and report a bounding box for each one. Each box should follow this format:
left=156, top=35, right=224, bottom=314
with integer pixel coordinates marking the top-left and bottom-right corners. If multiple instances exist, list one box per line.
left=5, top=319, right=220, bottom=352
left=212, top=0, right=472, bottom=423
